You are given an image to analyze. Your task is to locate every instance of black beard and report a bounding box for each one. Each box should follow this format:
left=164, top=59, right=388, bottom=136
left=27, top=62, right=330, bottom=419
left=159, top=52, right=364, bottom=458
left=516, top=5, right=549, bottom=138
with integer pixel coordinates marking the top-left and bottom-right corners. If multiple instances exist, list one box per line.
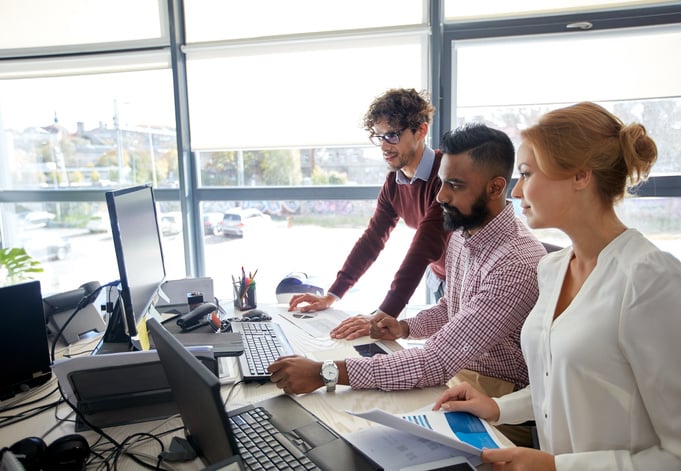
left=441, top=192, right=489, bottom=232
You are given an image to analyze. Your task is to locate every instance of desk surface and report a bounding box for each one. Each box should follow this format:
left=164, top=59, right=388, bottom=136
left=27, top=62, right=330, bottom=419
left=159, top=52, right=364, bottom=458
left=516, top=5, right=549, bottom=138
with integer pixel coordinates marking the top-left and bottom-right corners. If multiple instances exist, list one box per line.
left=0, top=303, right=506, bottom=470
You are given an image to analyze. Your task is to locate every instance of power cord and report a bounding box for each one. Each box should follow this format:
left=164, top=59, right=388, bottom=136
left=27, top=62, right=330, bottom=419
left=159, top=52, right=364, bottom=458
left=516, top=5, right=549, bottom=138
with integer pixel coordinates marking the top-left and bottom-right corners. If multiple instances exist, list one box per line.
left=158, top=436, right=196, bottom=462
left=49, top=280, right=119, bottom=363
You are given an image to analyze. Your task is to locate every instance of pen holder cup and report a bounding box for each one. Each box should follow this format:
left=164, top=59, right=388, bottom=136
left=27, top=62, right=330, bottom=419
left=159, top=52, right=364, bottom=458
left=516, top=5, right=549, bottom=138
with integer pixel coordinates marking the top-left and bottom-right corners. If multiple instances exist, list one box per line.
left=233, top=281, right=257, bottom=311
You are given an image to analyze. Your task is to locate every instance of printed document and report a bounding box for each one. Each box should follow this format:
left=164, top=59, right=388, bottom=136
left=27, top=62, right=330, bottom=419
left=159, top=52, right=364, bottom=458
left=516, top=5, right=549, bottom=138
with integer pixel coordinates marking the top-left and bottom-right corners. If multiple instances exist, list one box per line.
left=278, top=308, right=350, bottom=338
left=348, top=407, right=505, bottom=455
left=344, top=423, right=481, bottom=471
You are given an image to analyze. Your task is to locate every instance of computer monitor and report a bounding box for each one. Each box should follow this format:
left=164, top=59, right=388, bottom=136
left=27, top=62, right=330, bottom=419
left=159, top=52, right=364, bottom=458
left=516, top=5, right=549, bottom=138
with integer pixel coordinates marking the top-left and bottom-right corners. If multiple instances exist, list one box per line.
left=103, top=184, right=166, bottom=345
left=0, top=280, right=52, bottom=400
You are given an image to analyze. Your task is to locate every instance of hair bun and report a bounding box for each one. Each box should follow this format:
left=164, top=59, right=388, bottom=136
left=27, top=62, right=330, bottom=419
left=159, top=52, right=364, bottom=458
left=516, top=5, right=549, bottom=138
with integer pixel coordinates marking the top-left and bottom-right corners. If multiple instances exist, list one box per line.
left=619, top=123, right=657, bottom=185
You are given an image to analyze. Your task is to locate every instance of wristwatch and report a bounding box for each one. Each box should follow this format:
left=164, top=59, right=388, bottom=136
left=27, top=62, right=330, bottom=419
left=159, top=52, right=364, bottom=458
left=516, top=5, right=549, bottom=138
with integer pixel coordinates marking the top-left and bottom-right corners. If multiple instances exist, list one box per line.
left=320, top=360, right=339, bottom=392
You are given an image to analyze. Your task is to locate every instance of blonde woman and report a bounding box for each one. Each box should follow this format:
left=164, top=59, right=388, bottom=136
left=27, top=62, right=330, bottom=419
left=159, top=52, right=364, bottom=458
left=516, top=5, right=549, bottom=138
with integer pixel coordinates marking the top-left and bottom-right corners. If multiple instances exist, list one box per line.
left=433, top=102, right=681, bottom=470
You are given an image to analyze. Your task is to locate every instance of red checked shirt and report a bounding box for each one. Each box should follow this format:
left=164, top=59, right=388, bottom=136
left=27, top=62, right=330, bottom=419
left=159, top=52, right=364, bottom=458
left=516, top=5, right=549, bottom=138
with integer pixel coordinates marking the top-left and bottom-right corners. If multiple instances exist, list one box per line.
left=346, top=202, right=546, bottom=391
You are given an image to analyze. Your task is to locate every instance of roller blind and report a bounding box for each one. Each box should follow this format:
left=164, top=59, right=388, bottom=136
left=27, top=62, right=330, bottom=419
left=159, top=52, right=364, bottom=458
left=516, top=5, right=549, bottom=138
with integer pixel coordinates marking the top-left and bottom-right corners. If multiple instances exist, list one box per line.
left=186, top=33, right=428, bottom=150
left=454, top=24, right=681, bottom=108
left=0, top=0, right=166, bottom=55
left=184, top=0, right=427, bottom=42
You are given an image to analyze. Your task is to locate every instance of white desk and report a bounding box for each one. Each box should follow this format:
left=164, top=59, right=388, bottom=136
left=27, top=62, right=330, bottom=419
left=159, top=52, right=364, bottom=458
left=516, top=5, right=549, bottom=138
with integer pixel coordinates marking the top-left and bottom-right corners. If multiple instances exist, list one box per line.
left=0, top=304, right=507, bottom=470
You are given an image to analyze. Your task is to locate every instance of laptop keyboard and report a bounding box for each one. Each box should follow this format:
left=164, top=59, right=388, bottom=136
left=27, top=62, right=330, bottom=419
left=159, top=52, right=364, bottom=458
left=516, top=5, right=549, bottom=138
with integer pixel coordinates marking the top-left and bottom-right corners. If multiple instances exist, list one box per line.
left=231, top=322, right=295, bottom=381
left=230, top=406, right=321, bottom=471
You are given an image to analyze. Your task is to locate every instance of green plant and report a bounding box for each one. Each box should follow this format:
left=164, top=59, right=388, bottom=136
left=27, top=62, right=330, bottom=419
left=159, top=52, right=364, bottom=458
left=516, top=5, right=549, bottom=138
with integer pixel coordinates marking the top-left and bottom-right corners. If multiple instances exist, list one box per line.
left=0, top=248, right=44, bottom=286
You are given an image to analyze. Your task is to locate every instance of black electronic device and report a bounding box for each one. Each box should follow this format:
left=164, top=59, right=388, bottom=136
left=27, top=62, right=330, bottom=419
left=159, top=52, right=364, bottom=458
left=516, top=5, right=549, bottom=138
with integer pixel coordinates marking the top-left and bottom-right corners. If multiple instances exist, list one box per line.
left=43, top=281, right=100, bottom=312
left=96, top=184, right=166, bottom=351
left=43, top=281, right=106, bottom=345
left=9, top=434, right=90, bottom=471
left=240, top=309, right=271, bottom=322
left=176, top=302, right=217, bottom=331
left=0, top=280, right=52, bottom=401
left=354, top=342, right=389, bottom=357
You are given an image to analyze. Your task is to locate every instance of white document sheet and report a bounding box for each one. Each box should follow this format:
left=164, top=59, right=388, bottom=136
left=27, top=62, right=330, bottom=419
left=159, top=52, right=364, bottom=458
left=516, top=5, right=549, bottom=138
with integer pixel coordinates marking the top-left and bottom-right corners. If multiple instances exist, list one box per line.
left=343, top=423, right=481, bottom=471
left=348, top=407, right=505, bottom=455
left=277, top=308, right=351, bottom=338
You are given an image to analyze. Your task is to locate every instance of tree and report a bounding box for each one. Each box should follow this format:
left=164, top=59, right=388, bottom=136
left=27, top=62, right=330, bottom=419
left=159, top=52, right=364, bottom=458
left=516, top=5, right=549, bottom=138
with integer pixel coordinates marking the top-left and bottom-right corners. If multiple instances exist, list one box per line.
left=261, top=150, right=302, bottom=186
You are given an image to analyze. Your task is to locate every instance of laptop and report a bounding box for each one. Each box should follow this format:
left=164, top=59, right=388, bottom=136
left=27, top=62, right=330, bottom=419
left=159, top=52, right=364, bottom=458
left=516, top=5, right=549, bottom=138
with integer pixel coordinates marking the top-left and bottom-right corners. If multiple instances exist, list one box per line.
left=146, top=317, right=382, bottom=471
left=0, top=280, right=52, bottom=401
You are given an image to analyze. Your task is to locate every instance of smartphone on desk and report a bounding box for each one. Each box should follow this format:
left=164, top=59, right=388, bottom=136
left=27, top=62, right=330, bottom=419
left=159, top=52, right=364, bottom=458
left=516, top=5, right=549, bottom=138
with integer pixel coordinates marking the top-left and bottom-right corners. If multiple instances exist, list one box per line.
left=399, top=456, right=476, bottom=471
left=354, top=342, right=390, bottom=357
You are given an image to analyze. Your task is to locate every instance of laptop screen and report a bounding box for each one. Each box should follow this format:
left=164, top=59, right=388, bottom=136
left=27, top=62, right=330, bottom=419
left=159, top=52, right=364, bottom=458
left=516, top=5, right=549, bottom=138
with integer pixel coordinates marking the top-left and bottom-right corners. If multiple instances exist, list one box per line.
left=146, top=317, right=241, bottom=466
left=0, top=280, right=52, bottom=400
left=147, top=316, right=382, bottom=471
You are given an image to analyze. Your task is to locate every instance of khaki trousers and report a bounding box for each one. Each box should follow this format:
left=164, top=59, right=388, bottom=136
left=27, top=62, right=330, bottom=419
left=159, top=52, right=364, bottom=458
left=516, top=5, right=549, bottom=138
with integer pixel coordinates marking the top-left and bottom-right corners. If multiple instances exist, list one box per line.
left=448, top=370, right=534, bottom=448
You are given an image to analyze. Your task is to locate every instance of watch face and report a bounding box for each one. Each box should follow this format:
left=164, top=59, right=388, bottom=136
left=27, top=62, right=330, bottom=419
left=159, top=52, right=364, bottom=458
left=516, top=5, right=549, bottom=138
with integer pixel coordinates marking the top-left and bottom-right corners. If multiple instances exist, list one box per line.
left=322, top=363, right=337, bottom=381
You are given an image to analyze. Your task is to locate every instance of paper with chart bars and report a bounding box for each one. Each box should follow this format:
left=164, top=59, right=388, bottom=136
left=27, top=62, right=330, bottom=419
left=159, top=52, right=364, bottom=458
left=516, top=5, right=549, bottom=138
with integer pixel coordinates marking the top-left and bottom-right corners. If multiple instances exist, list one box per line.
left=347, top=407, right=505, bottom=455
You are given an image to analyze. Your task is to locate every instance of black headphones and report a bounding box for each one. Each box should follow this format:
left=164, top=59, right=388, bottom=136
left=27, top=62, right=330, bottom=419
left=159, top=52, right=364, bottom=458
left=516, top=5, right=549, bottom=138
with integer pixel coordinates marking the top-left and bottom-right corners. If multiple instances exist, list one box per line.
left=5, top=434, right=89, bottom=471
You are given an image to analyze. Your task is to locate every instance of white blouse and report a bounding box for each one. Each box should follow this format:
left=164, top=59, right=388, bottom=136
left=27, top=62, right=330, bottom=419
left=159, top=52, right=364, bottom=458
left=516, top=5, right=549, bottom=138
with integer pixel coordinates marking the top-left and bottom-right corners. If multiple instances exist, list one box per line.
left=495, top=229, right=681, bottom=470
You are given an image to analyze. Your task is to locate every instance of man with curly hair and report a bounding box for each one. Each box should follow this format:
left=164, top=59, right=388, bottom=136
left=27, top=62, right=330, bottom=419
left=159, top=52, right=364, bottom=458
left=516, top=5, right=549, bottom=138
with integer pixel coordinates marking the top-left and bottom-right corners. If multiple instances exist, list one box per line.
left=289, top=88, right=449, bottom=339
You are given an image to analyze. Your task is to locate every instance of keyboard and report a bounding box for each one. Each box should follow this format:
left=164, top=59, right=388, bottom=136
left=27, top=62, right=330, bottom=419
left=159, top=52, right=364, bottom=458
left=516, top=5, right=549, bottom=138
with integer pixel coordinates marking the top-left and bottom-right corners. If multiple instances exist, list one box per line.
left=231, top=321, right=295, bottom=381
left=230, top=406, right=322, bottom=471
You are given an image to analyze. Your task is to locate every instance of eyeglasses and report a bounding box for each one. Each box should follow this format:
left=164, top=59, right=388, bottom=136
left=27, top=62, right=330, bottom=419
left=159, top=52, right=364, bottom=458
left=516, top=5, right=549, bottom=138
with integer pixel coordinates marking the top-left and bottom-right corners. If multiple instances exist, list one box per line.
left=369, top=128, right=407, bottom=146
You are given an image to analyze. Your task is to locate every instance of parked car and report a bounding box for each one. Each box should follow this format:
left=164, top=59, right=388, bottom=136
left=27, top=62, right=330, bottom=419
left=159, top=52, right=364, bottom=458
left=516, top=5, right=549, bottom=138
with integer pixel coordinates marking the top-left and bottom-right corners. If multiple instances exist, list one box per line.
left=23, top=233, right=71, bottom=261
left=220, top=208, right=272, bottom=237
left=86, top=212, right=110, bottom=233
left=160, top=212, right=182, bottom=235
left=203, top=212, right=224, bottom=236
left=22, top=211, right=56, bottom=230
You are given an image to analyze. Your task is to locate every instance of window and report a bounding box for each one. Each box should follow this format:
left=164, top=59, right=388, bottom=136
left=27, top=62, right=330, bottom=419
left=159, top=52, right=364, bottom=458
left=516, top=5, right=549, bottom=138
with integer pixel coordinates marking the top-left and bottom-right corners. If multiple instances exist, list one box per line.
left=2, top=2, right=681, bottom=301
left=199, top=200, right=425, bottom=306
left=0, top=59, right=180, bottom=292
left=446, top=14, right=681, bottom=258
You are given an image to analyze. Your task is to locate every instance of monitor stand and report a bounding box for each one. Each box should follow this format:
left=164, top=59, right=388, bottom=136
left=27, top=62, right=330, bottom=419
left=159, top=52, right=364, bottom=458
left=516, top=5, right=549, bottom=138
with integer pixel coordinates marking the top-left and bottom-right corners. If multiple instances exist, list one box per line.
left=92, top=298, right=134, bottom=355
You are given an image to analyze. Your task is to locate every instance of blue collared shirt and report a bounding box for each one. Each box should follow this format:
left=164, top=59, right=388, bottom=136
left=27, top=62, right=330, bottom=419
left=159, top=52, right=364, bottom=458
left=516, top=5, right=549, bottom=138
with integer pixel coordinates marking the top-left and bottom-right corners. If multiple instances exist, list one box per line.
left=395, top=146, right=435, bottom=185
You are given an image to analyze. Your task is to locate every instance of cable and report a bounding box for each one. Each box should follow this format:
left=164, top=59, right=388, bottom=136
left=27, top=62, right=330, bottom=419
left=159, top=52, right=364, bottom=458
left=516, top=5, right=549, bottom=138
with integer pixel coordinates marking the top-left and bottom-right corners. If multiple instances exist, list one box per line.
left=0, top=383, right=58, bottom=414
left=0, top=399, right=61, bottom=428
left=56, top=381, right=121, bottom=449
left=114, top=432, right=171, bottom=471
left=49, top=280, right=119, bottom=363
left=224, top=379, right=245, bottom=408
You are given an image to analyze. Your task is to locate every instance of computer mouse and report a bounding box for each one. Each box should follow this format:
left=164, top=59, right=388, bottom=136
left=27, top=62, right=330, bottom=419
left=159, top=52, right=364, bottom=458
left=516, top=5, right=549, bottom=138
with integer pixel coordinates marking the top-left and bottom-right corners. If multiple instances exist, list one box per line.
left=242, top=309, right=271, bottom=322
left=9, top=436, right=46, bottom=471
left=44, top=434, right=90, bottom=471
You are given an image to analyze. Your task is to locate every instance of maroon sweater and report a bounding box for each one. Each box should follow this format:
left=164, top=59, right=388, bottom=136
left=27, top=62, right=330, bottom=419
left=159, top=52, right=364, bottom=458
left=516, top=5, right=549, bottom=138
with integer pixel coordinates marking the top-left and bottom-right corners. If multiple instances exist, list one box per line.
left=329, top=150, right=449, bottom=316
